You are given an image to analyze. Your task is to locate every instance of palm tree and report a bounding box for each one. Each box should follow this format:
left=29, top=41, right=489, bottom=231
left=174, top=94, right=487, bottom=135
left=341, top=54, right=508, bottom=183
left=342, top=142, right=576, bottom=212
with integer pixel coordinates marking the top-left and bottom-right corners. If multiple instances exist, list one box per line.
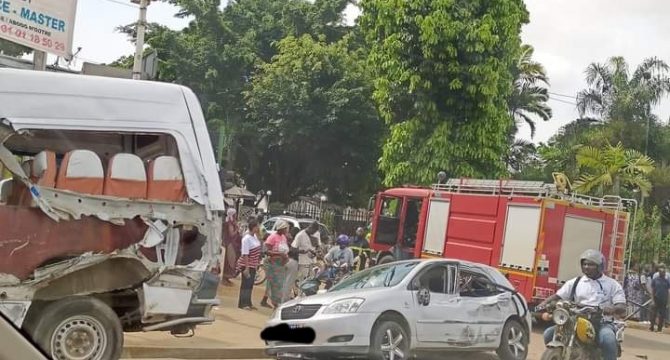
left=574, top=142, right=655, bottom=196
left=505, top=139, right=537, bottom=173
left=508, top=44, right=552, bottom=138
left=576, top=57, right=670, bottom=150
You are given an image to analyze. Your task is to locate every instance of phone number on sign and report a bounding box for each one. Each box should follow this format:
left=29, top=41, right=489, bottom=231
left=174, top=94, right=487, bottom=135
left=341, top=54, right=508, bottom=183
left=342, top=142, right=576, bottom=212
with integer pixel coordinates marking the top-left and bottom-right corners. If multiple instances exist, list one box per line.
left=0, top=24, right=65, bottom=52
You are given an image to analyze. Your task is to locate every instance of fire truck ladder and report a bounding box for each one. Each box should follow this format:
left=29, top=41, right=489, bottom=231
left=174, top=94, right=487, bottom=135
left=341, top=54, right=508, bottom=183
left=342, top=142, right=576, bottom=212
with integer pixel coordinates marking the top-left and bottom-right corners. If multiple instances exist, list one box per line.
left=432, top=179, right=553, bottom=197
left=605, top=196, right=637, bottom=282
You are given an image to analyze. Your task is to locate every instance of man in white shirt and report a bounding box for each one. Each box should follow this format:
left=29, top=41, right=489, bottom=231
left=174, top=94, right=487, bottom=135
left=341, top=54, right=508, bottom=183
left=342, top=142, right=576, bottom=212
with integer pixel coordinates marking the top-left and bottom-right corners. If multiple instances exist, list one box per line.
left=292, top=222, right=321, bottom=282
left=537, top=249, right=626, bottom=360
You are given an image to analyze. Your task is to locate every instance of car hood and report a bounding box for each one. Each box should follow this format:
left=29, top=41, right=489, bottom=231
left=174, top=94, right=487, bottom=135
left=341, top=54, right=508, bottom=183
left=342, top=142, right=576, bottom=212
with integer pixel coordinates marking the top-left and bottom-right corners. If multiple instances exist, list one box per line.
left=282, top=287, right=394, bottom=307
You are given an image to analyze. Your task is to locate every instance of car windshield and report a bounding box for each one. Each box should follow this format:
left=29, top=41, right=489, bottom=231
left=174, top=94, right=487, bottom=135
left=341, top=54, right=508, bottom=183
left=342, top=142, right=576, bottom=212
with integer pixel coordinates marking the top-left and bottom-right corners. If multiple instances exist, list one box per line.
left=329, top=261, right=420, bottom=291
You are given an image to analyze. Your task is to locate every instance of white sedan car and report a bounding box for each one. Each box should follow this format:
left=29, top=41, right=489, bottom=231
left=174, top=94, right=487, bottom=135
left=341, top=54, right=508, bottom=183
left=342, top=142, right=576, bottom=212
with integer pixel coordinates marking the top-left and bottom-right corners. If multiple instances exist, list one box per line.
left=264, top=259, right=530, bottom=360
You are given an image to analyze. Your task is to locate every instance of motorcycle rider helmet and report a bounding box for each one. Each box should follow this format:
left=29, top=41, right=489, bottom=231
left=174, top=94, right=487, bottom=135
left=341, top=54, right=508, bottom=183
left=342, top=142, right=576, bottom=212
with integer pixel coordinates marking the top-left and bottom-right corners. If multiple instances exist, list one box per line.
left=579, top=249, right=606, bottom=272
left=336, top=234, right=350, bottom=246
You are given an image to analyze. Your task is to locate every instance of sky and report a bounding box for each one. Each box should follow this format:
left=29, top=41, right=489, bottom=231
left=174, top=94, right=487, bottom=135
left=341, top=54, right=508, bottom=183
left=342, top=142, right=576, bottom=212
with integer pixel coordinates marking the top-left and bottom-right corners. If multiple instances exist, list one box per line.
left=64, top=0, right=670, bottom=144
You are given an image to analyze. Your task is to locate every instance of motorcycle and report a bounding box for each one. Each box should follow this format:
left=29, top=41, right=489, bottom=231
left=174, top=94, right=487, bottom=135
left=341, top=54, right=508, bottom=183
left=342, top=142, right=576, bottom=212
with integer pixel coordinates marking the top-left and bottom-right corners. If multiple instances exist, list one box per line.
left=539, top=300, right=625, bottom=360
left=297, top=261, right=350, bottom=297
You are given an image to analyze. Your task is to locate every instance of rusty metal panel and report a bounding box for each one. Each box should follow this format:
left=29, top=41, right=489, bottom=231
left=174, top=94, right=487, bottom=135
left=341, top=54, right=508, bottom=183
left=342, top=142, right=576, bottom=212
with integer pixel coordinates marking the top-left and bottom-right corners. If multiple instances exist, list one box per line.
left=0, top=206, right=147, bottom=280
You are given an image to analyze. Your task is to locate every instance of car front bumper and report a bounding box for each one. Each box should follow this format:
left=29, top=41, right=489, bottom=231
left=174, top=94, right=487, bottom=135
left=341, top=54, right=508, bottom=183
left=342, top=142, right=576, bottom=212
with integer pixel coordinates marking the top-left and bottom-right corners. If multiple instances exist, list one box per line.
left=265, top=312, right=378, bottom=357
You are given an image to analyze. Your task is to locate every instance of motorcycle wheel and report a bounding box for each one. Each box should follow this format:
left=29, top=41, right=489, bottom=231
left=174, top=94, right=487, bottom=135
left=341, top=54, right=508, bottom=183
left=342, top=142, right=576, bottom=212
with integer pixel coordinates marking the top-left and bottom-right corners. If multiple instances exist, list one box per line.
left=539, top=348, right=563, bottom=360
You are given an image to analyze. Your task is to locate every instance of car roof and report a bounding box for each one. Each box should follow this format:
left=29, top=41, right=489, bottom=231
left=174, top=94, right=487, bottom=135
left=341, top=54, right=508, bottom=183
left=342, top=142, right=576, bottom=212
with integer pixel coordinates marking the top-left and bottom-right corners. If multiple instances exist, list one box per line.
left=416, top=258, right=498, bottom=271
left=266, top=216, right=324, bottom=225
left=0, top=68, right=192, bottom=126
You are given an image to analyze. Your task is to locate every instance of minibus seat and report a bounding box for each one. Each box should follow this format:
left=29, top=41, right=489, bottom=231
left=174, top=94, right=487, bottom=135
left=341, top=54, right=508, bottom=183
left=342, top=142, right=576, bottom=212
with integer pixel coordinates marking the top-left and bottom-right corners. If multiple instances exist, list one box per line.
left=31, top=150, right=57, bottom=187
left=147, top=156, right=186, bottom=202
left=56, top=150, right=104, bottom=195
left=0, top=179, right=13, bottom=204
left=104, top=153, right=147, bottom=199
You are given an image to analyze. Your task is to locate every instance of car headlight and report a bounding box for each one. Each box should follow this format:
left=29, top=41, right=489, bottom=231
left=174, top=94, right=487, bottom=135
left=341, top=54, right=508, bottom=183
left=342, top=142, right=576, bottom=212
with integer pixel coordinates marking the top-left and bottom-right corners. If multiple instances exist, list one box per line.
left=322, top=298, right=365, bottom=314
left=552, top=308, right=569, bottom=326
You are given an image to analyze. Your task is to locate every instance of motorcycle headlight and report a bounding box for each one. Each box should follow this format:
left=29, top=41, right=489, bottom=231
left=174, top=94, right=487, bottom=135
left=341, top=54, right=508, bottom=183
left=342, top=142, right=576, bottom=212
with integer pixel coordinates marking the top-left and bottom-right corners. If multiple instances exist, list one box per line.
left=322, top=298, right=365, bottom=314
left=552, top=308, right=569, bottom=326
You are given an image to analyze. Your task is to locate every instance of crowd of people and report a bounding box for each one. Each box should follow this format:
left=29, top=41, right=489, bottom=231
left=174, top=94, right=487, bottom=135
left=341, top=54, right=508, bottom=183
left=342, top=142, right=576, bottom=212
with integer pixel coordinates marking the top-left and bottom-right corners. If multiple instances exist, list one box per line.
left=624, top=261, right=670, bottom=332
left=218, top=208, right=371, bottom=310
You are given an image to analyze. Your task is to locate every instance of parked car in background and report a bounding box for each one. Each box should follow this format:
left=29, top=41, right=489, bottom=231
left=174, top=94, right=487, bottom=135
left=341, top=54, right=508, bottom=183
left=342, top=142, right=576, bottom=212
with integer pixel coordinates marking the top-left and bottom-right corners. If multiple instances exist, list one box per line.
left=262, top=216, right=332, bottom=243
left=264, top=259, right=531, bottom=360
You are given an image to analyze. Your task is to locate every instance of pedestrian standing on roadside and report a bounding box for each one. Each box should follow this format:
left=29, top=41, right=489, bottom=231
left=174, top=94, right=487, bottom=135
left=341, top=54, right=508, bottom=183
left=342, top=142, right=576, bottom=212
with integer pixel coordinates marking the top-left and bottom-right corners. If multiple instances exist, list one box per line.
left=640, top=263, right=653, bottom=324
left=650, top=264, right=670, bottom=332
left=350, top=227, right=370, bottom=271
left=624, top=262, right=644, bottom=321
left=282, top=240, right=300, bottom=303
left=221, top=208, right=241, bottom=287
left=264, top=220, right=290, bottom=308
left=292, top=222, right=321, bottom=283
left=236, top=218, right=262, bottom=310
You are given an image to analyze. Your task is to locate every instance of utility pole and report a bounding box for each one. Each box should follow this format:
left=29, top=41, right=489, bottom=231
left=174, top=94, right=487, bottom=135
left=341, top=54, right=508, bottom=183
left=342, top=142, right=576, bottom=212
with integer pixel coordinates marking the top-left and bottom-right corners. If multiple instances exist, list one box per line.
left=33, top=51, right=47, bottom=71
left=132, top=0, right=149, bottom=80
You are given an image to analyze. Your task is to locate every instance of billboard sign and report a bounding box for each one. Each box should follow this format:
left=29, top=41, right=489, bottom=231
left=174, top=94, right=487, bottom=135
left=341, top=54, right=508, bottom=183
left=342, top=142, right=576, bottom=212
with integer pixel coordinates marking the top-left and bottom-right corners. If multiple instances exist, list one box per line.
left=0, top=0, right=78, bottom=59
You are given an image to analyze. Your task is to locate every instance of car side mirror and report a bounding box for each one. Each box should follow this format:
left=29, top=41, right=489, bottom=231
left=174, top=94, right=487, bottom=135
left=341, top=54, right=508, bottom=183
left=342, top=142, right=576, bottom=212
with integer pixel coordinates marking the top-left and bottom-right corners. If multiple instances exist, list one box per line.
left=417, top=288, right=430, bottom=306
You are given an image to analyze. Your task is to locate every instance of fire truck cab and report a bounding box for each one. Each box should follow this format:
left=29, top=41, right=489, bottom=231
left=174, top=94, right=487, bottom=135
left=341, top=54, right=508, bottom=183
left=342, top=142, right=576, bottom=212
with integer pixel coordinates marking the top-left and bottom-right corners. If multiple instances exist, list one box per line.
left=368, top=178, right=637, bottom=304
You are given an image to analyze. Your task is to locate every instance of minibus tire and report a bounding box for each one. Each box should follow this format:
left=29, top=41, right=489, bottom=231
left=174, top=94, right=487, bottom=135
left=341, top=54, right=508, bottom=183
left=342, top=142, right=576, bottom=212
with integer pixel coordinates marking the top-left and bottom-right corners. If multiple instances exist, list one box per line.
left=29, top=296, right=123, bottom=360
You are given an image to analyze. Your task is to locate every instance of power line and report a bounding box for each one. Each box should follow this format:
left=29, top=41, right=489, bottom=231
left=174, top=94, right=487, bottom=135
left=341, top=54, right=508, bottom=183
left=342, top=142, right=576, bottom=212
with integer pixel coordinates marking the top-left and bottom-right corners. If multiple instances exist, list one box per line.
left=103, top=0, right=139, bottom=9
left=548, top=91, right=576, bottom=99
left=548, top=96, right=577, bottom=106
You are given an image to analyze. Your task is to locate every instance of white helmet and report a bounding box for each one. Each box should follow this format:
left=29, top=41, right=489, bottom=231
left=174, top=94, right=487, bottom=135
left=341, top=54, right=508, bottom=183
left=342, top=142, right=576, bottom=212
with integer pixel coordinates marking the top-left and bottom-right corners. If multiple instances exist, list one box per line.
left=580, top=249, right=606, bottom=272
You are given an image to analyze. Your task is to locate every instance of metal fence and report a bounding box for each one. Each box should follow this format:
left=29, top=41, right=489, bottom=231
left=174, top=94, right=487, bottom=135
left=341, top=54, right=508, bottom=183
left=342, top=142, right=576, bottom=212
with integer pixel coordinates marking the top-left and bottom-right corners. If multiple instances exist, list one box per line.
left=282, top=205, right=370, bottom=236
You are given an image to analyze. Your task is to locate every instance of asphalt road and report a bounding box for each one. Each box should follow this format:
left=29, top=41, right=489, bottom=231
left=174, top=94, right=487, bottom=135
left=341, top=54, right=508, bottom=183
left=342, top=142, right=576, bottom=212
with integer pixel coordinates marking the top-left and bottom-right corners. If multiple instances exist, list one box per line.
left=127, top=327, right=669, bottom=360
left=124, top=279, right=670, bottom=360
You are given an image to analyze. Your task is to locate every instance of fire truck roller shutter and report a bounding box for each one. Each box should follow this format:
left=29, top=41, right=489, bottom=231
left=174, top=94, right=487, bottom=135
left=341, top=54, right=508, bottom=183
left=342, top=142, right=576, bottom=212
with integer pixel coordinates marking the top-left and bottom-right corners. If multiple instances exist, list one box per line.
left=500, top=205, right=542, bottom=271
left=558, top=216, right=604, bottom=282
left=423, top=199, right=450, bottom=255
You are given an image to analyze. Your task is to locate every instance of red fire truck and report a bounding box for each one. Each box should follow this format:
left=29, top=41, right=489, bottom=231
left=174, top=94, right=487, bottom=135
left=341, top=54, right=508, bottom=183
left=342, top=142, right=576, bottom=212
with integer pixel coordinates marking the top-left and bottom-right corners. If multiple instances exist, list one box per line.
left=368, top=178, right=637, bottom=304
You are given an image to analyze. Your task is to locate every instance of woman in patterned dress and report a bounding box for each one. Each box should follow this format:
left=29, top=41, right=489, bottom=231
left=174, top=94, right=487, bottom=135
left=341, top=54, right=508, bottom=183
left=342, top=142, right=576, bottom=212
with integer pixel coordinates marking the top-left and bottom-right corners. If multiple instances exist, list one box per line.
left=264, top=220, right=290, bottom=308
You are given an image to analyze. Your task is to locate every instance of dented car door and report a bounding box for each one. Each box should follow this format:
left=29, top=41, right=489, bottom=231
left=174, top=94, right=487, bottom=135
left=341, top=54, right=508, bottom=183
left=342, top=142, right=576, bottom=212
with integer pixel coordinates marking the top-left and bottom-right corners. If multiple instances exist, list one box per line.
left=449, top=269, right=508, bottom=349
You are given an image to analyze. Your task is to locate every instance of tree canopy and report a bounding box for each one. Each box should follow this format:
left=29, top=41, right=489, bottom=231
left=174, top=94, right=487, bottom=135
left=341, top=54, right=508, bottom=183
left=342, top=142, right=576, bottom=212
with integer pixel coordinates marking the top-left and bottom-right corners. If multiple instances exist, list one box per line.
left=360, top=0, right=529, bottom=186
left=243, top=35, right=382, bottom=204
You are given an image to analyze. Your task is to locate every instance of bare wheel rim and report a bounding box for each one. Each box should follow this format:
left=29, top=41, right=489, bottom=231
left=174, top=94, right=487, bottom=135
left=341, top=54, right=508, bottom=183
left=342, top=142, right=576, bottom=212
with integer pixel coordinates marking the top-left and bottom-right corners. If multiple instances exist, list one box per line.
left=507, top=325, right=526, bottom=359
left=379, top=326, right=406, bottom=360
left=50, top=315, right=107, bottom=360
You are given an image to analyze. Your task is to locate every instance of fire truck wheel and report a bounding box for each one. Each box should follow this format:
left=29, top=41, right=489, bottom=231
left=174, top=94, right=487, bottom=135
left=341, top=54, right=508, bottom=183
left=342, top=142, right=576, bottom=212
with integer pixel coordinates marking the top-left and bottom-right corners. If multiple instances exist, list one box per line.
left=496, top=319, right=528, bottom=360
left=28, top=296, right=123, bottom=360
left=378, top=255, right=394, bottom=265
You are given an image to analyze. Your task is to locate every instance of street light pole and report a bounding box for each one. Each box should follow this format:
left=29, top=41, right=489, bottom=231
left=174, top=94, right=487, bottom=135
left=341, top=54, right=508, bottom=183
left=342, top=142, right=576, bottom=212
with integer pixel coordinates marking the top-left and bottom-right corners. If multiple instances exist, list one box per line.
left=132, top=0, right=149, bottom=80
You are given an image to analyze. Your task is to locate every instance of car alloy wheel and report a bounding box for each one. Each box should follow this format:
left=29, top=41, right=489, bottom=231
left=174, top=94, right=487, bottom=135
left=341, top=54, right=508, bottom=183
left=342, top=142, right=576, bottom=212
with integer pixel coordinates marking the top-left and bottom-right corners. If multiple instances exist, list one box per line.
left=379, top=326, right=407, bottom=360
left=507, top=324, right=525, bottom=358
left=497, top=320, right=528, bottom=360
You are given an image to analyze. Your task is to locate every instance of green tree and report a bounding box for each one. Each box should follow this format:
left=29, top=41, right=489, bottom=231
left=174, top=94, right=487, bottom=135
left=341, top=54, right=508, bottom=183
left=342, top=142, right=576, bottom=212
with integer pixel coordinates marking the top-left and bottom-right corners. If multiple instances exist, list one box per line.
left=574, top=142, right=655, bottom=196
left=138, top=0, right=354, bottom=169
left=107, top=54, right=134, bottom=69
left=244, top=35, right=382, bottom=204
left=0, top=39, right=30, bottom=57
left=360, top=0, right=529, bottom=186
left=508, top=44, right=552, bottom=138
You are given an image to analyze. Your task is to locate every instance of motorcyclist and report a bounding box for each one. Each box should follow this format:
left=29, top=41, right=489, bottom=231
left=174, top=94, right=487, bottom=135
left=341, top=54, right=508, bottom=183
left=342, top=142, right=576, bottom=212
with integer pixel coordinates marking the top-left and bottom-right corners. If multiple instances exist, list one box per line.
left=322, top=234, right=355, bottom=279
left=537, top=249, right=626, bottom=360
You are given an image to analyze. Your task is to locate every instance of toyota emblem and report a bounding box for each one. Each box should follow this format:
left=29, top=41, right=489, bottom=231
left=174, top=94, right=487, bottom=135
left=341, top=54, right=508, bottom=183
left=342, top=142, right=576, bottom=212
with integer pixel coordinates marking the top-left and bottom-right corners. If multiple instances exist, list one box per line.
left=292, top=305, right=302, bottom=314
